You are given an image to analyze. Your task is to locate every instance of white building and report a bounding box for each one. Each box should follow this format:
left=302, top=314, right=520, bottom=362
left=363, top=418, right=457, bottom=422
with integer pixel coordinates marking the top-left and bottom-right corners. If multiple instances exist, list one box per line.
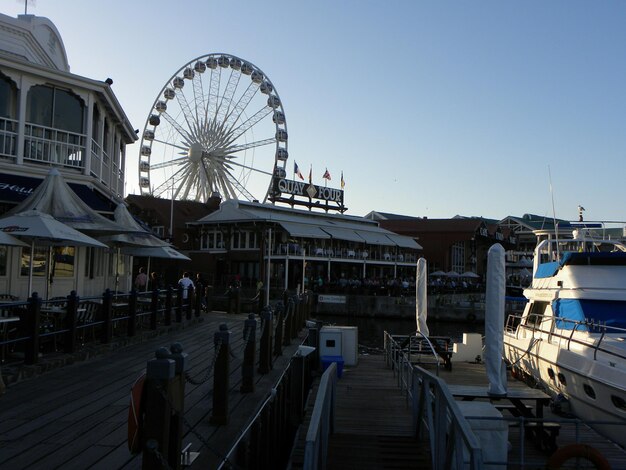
left=0, top=13, right=137, bottom=298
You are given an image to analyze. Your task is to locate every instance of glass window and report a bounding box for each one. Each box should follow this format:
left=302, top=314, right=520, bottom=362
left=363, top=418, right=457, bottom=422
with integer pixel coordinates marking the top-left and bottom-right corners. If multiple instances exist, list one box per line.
left=233, top=232, right=241, bottom=249
left=20, top=246, right=48, bottom=276
left=0, top=75, right=17, bottom=119
left=52, top=247, right=74, bottom=277
left=27, top=85, right=54, bottom=127
left=0, top=246, right=7, bottom=276
left=53, top=89, right=84, bottom=133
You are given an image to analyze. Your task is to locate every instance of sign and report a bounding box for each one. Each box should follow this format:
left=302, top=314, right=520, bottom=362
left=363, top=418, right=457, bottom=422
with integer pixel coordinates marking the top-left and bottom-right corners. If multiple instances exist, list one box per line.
left=318, top=295, right=346, bottom=304
left=269, top=176, right=346, bottom=213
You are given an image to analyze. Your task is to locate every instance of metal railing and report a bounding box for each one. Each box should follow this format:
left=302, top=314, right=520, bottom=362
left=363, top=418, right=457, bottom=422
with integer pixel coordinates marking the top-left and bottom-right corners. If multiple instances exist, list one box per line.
left=384, top=331, right=484, bottom=469
left=0, top=117, right=18, bottom=159
left=303, top=362, right=337, bottom=470
left=23, top=123, right=86, bottom=169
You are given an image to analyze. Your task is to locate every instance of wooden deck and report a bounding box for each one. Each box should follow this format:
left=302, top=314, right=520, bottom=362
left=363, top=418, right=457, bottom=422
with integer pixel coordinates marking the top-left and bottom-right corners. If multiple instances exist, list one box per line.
left=0, top=312, right=304, bottom=469
left=325, top=353, right=431, bottom=469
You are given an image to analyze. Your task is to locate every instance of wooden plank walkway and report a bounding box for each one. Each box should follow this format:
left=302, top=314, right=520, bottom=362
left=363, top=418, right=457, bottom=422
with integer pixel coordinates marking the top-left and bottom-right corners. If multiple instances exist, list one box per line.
left=325, top=353, right=431, bottom=469
left=0, top=311, right=304, bottom=469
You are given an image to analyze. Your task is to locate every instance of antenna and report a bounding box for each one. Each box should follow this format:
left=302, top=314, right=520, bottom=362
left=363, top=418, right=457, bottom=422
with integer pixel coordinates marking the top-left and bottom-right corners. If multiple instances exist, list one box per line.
left=548, top=165, right=560, bottom=260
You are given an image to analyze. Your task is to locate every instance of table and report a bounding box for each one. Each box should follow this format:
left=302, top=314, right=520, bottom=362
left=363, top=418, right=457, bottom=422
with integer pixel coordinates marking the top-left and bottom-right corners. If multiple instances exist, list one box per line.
left=447, top=384, right=558, bottom=450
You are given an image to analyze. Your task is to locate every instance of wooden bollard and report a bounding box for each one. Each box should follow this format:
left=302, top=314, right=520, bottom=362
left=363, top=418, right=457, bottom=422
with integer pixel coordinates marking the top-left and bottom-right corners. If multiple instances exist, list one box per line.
left=142, top=347, right=175, bottom=470
left=283, top=299, right=293, bottom=346
left=258, top=305, right=273, bottom=374
left=25, top=292, right=41, bottom=365
left=241, top=314, right=257, bottom=393
left=273, top=301, right=284, bottom=357
left=64, top=290, right=79, bottom=354
left=101, top=289, right=113, bottom=343
left=168, top=342, right=188, bottom=470
left=176, top=286, right=183, bottom=323
left=210, top=324, right=230, bottom=425
left=164, top=287, right=172, bottom=326
left=128, top=289, right=137, bottom=337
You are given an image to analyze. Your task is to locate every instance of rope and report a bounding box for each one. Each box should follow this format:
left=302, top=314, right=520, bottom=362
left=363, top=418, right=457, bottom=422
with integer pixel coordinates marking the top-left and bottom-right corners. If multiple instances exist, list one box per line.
left=507, top=337, right=542, bottom=367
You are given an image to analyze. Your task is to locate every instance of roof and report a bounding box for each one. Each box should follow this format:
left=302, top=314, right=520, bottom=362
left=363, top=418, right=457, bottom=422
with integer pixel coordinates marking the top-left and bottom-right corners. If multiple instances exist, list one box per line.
left=125, top=194, right=218, bottom=230
left=193, top=200, right=422, bottom=250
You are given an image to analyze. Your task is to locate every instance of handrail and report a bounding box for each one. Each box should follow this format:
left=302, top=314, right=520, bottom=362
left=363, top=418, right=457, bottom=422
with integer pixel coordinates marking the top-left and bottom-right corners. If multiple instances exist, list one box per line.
left=384, top=331, right=484, bottom=469
left=303, top=362, right=337, bottom=470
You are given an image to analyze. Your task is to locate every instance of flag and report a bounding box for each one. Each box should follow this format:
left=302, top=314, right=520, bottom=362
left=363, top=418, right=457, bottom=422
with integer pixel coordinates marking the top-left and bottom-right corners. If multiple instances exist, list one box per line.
left=294, top=161, right=304, bottom=180
left=308, top=165, right=312, bottom=184
left=341, top=171, right=345, bottom=189
left=323, top=168, right=331, bottom=180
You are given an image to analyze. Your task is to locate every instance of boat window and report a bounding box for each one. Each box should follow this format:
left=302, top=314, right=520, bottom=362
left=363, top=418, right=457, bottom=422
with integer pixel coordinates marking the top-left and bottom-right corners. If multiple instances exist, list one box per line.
left=557, top=373, right=567, bottom=386
left=553, top=299, right=626, bottom=331
left=547, top=368, right=555, bottom=380
left=611, top=395, right=626, bottom=412
left=525, top=301, right=547, bottom=328
left=583, top=384, right=596, bottom=399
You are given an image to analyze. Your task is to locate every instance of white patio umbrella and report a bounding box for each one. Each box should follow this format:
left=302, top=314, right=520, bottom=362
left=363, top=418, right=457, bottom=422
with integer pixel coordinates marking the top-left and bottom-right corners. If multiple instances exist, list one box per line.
left=446, top=270, right=460, bottom=277
left=0, top=210, right=107, bottom=297
left=461, top=271, right=480, bottom=278
left=430, top=270, right=447, bottom=277
left=0, top=231, right=28, bottom=247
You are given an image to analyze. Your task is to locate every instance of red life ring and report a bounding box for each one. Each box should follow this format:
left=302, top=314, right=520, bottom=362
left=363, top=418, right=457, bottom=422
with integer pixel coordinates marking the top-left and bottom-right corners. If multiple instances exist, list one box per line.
left=546, top=444, right=610, bottom=470
left=127, top=372, right=146, bottom=454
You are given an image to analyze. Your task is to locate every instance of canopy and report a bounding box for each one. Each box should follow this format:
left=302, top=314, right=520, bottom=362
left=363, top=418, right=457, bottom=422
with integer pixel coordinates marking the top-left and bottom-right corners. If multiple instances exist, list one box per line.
left=430, top=270, right=447, bottom=276
left=0, top=230, right=27, bottom=247
left=122, top=245, right=190, bottom=260
left=446, top=271, right=460, bottom=277
left=279, top=221, right=330, bottom=239
left=461, top=271, right=480, bottom=278
left=98, top=203, right=170, bottom=247
left=321, top=226, right=364, bottom=243
left=6, top=169, right=131, bottom=235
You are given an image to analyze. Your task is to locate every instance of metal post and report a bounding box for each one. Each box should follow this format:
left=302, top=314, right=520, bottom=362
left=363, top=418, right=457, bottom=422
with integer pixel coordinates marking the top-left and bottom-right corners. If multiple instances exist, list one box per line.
left=265, top=228, right=271, bottom=307
left=241, top=314, right=257, bottom=393
left=210, top=324, right=231, bottom=425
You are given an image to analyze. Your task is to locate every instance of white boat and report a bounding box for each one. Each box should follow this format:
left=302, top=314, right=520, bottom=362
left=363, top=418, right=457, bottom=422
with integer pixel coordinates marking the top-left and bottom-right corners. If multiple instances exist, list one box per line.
left=503, top=232, right=626, bottom=449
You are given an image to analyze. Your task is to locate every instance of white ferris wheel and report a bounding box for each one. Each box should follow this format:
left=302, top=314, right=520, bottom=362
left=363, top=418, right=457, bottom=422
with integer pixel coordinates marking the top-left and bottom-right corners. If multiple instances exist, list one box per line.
left=138, top=53, right=288, bottom=202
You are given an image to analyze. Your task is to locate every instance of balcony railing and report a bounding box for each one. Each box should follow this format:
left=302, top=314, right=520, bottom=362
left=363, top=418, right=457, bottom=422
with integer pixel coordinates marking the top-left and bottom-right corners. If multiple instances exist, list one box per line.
left=0, top=117, right=18, bottom=160
left=23, top=123, right=86, bottom=169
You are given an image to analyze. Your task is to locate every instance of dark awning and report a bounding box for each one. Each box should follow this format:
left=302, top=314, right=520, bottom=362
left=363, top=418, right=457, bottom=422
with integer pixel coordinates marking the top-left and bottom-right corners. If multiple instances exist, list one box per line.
left=0, top=173, right=115, bottom=212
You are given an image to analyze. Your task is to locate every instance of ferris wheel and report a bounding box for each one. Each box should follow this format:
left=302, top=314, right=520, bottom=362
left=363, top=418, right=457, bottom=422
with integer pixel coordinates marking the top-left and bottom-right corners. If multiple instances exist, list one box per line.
left=138, top=53, right=288, bottom=202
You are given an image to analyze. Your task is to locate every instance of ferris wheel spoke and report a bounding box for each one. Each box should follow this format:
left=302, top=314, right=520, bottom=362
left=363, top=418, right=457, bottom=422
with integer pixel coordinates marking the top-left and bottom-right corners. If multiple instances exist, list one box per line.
left=152, top=139, right=187, bottom=152
left=152, top=164, right=188, bottom=197
left=160, top=112, right=193, bottom=143
left=227, top=106, right=274, bottom=143
left=174, top=89, right=199, bottom=138
left=150, top=156, right=187, bottom=171
left=192, top=73, right=206, bottom=124
left=207, top=67, right=221, bottom=124
left=224, top=138, right=276, bottom=155
left=223, top=81, right=259, bottom=129
left=216, top=69, right=241, bottom=124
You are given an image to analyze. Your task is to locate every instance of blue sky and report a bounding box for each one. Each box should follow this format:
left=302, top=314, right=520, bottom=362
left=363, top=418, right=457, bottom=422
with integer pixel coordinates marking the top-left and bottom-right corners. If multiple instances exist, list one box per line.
left=4, top=1, right=626, bottom=221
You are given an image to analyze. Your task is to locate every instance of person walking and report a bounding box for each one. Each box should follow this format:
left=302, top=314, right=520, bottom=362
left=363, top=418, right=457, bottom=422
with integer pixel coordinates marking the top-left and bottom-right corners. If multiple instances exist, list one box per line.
left=178, top=272, right=195, bottom=300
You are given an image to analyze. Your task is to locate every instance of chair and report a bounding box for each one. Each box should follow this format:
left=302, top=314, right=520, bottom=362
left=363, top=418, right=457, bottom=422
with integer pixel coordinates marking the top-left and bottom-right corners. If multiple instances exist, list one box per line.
left=77, top=301, right=100, bottom=344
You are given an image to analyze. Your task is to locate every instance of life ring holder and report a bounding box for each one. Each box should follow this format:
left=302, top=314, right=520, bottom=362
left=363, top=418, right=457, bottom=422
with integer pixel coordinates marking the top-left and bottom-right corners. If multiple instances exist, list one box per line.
left=128, top=372, right=146, bottom=454
left=546, top=444, right=610, bottom=470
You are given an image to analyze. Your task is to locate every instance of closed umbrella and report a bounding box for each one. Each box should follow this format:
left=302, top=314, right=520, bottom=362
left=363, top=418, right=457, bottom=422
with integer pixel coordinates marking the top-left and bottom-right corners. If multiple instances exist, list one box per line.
left=0, top=210, right=107, bottom=297
left=415, top=257, right=429, bottom=336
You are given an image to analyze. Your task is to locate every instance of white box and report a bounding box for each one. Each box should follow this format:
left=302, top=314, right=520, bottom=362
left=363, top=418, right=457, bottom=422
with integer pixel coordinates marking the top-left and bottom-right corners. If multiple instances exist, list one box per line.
left=320, top=326, right=358, bottom=366
left=319, top=328, right=342, bottom=356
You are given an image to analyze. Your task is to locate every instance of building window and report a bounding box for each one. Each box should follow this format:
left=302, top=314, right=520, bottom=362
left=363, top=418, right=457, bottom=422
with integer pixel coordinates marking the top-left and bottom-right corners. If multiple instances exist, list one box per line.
left=27, top=85, right=84, bottom=133
left=201, top=230, right=224, bottom=250
left=0, top=74, right=17, bottom=119
left=20, top=246, right=74, bottom=277
left=451, top=242, right=465, bottom=274
left=152, top=226, right=165, bottom=237
left=233, top=231, right=241, bottom=249
left=0, top=246, right=7, bottom=276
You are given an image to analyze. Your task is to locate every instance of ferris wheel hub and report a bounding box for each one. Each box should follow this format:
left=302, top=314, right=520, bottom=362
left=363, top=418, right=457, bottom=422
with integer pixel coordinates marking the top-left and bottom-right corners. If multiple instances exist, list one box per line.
left=187, top=142, right=204, bottom=163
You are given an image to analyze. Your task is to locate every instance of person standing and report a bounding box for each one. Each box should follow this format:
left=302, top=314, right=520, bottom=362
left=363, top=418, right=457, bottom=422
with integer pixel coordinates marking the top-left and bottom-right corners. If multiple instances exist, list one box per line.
left=134, top=267, right=147, bottom=291
left=178, top=272, right=195, bottom=300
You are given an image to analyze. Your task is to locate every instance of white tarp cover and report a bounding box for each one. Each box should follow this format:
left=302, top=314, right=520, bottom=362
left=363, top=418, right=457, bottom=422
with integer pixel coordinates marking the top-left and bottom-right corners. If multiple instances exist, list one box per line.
left=7, top=169, right=130, bottom=234
left=485, top=243, right=507, bottom=397
left=416, top=257, right=429, bottom=336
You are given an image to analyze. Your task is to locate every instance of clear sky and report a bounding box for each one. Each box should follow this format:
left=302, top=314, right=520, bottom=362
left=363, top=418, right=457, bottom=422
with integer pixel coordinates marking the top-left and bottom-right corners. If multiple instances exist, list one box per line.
left=4, top=1, right=626, bottom=221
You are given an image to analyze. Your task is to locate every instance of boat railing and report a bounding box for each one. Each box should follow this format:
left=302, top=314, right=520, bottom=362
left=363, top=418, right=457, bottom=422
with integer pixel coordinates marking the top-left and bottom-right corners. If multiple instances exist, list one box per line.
left=383, top=331, right=484, bottom=469
left=505, top=313, right=626, bottom=364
